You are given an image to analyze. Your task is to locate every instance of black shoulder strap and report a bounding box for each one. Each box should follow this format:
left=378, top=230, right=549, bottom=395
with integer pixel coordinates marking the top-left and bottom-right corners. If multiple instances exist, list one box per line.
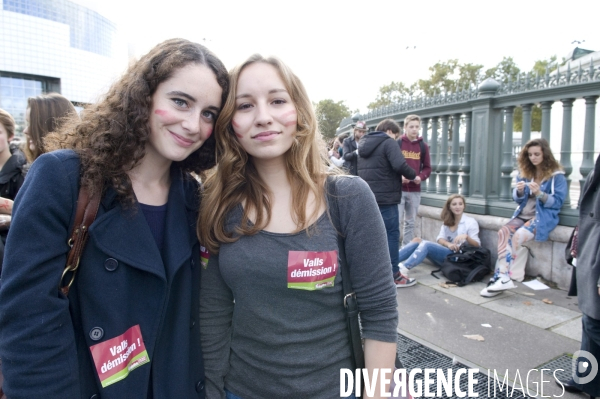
left=419, top=140, right=426, bottom=173
left=325, top=177, right=365, bottom=374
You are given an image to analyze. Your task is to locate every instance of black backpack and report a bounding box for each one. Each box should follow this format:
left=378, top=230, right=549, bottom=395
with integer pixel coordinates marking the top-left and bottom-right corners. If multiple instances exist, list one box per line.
left=432, top=244, right=492, bottom=286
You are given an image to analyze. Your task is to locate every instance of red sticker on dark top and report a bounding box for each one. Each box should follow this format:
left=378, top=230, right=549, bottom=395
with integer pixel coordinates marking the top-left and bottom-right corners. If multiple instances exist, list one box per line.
left=89, top=324, right=150, bottom=388
left=287, top=250, right=338, bottom=290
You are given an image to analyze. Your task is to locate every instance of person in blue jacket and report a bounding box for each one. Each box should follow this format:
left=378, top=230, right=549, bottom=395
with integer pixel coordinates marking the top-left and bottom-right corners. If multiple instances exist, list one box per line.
left=481, top=138, right=566, bottom=297
left=0, top=38, right=228, bottom=399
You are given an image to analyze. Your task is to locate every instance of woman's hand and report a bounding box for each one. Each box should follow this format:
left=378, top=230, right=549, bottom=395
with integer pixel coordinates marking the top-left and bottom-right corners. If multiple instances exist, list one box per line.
left=529, top=182, right=541, bottom=196
left=453, top=234, right=468, bottom=245
left=447, top=242, right=460, bottom=252
left=516, top=181, right=526, bottom=194
left=0, top=197, right=13, bottom=215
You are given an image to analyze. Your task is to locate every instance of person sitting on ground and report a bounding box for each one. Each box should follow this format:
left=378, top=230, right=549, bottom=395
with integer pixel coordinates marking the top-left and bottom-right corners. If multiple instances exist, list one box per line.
left=480, top=138, right=566, bottom=298
left=22, top=93, right=77, bottom=164
left=397, top=194, right=480, bottom=285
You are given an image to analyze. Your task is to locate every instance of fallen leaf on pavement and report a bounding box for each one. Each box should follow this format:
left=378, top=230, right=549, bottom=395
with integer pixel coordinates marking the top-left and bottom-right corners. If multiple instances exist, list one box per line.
left=542, top=298, right=553, bottom=304
left=523, top=301, right=532, bottom=306
left=439, top=282, right=457, bottom=288
left=463, top=334, right=485, bottom=342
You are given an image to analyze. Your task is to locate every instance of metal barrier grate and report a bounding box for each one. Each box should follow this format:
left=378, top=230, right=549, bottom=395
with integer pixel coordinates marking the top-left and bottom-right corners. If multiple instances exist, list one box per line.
left=538, top=354, right=573, bottom=382
left=396, top=333, right=529, bottom=398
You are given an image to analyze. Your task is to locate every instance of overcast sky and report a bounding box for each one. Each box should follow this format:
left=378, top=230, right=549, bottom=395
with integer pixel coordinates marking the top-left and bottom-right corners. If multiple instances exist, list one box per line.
left=84, top=0, right=599, bottom=113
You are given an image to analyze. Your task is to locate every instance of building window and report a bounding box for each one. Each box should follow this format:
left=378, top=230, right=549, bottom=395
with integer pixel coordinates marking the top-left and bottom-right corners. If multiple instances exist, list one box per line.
left=0, top=71, right=61, bottom=136
left=3, top=0, right=116, bottom=57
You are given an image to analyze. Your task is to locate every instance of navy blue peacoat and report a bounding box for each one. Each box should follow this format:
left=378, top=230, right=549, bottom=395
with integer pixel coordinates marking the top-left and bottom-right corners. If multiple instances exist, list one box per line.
left=0, top=150, right=206, bottom=398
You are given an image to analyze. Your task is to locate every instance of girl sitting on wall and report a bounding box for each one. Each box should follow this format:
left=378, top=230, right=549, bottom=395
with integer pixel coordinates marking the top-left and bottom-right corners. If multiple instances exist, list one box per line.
left=480, top=138, right=566, bottom=297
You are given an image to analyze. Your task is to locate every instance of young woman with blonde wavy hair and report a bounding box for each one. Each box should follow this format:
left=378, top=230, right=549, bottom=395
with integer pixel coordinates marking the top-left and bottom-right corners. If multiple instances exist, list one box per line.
left=198, top=55, right=398, bottom=399
left=481, top=138, right=566, bottom=297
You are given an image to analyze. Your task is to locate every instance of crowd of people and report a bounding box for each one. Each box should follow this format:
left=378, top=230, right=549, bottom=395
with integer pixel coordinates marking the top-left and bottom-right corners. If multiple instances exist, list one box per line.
left=0, top=37, right=596, bottom=399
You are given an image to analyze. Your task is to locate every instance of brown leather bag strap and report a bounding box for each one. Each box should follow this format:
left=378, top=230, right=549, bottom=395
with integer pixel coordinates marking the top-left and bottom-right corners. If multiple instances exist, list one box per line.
left=60, top=185, right=101, bottom=296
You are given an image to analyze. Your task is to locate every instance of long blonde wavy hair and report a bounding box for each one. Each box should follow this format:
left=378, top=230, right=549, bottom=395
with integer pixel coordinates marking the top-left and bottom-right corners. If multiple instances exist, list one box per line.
left=198, top=55, right=331, bottom=254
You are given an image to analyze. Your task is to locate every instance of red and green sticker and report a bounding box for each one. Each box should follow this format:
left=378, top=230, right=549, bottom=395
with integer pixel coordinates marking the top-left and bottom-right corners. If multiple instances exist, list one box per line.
left=89, top=324, right=150, bottom=388
left=287, top=250, right=338, bottom=290
left=200, top=246, right=210, bottom=269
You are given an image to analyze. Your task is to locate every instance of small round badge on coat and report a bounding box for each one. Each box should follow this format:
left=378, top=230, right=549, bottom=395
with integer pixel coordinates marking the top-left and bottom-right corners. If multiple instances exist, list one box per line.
left=89, top=327, right=104, bottom=341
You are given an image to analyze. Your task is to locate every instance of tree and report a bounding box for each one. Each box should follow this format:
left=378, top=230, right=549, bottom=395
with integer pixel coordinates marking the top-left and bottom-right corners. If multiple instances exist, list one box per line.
left=314, top=99, right=351, bottom=139
left=512, top=56, right=557, bottom=132
left=484, top=56, right=520, bottom=83
left=367, top=81, right=413, bottom=109
left=418, top=60, right=484, bottom=96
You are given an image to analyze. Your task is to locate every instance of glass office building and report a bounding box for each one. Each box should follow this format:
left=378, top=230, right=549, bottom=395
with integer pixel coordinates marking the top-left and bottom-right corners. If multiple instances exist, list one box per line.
left=0, top=0, right=128, bottom=135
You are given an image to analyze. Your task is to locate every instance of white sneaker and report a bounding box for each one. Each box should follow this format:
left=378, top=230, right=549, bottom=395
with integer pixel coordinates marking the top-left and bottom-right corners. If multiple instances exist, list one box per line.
left=486, top=275, right=516, bottom=292
left=399, top=262, right=410, bottom=277
left=480, top=286, right=502, bottom=297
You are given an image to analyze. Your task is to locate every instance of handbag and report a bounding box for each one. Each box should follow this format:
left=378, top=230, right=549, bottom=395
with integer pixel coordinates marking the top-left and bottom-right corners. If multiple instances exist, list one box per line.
left=326, top=177, right=411, bottom=399
left=432, top=243, right=492, bottom=286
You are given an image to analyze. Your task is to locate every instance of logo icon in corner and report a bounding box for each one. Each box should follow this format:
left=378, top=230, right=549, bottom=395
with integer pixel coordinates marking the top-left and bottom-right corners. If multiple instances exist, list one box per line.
left=572, top=350, right=598, bottom=384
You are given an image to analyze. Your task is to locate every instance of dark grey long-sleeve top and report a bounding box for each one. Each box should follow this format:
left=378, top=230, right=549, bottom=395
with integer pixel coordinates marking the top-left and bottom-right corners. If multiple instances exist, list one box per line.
left=199, top=176, right=398, bottom=399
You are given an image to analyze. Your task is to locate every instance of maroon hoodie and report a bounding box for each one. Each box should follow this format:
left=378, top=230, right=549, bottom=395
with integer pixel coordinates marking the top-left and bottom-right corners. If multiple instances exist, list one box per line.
left=397, top=134, right=431, bottom=192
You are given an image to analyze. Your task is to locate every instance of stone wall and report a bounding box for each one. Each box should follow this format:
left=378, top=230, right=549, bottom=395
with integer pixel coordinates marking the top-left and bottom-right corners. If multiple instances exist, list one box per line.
left=413, top=205, right=575, bottom=290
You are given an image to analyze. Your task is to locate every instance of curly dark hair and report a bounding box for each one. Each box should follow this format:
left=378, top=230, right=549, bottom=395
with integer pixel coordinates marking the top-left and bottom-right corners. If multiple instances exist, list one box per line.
left=46, top=38, right=229, bottom=203
left=517, top=138, right=562, bottom=181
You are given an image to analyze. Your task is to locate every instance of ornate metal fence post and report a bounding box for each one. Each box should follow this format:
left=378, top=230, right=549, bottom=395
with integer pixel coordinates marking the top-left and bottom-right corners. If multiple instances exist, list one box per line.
left=468, top=78, right=501, bottom=214
left=438, top=115, right=449, bottom=194
left=581, top=96, right=599, bottom=189
left=427, top=117, right=439, bottom=193
left=421, top=117, right=430, bottom=191
left=461, top=112, right=472, bottom=196
left=560, top=98, right=575, bottom=207
left=541, top=101, right=553, bottom=142
left=449, top=113, right=461, bottom=194
left=521, top=104, right=534, bottom=144
left=500, top=106, right=515, bottom=200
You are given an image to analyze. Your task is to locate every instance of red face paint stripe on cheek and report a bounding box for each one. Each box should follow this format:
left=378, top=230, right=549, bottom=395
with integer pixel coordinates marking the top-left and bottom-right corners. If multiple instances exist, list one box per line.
left=282, top=110, right=297, bottom=127
left=232, top=120, right=239, bottom=128
left=235, top=132, right=243, bottom=138
left=154, top=109, right=167, bottom=116
left=281, top=110, right=297, bottom=119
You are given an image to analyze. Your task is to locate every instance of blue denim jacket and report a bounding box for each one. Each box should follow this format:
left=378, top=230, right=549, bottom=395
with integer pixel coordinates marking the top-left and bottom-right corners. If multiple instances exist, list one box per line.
left=511, top=171, right=567, bottom=241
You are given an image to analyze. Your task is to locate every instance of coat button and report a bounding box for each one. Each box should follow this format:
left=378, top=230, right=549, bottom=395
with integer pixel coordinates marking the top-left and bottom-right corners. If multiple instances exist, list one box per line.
left=195, top=381, right=205, bottom=392
left=89, top=327, right=104, bottom=341
left=104, top=258, right=118, bottom=271
left=90, top=394, right=100, bottom=399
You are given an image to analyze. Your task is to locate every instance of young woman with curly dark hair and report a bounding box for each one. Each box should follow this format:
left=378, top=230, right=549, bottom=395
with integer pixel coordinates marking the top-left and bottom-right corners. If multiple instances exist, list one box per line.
left=481, top=138, right=566, bottom=297
left=0, top=38, right=228, bottom=399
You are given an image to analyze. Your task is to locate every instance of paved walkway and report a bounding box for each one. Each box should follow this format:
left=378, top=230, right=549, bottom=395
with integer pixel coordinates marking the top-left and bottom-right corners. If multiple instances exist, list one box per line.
left=396, top=262, right=587, bottom=398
